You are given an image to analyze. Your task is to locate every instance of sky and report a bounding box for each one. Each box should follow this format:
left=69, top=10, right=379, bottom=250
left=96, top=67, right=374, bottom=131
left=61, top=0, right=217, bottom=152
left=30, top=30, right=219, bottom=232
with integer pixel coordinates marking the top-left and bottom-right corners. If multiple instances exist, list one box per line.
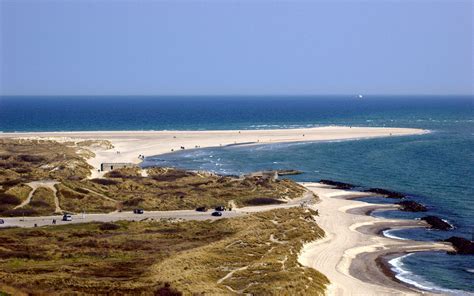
left=0, top=0, right=472, bottom=96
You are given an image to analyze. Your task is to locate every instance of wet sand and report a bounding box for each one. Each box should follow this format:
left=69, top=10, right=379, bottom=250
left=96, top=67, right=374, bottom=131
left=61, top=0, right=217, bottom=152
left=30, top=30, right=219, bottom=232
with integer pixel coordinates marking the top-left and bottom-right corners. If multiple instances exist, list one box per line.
left=298, top=182, right=453, bottom=295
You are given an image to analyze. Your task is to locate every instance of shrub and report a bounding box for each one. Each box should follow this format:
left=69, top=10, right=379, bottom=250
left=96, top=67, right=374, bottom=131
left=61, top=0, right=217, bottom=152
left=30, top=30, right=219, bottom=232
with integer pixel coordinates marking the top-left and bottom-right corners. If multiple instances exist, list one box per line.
left=0, top=179, right=23, bottom=187
left=17, top=154, right=45, bottom=163
left=151, top=170, right=195, bottom=182
left=59, top=188, right=84, bottom=200
left=90, top=178, right=120, bottom=186
left=245, top=197, right=285, bottom=206
left=14, top=167, right=31, bottom=174
left=0, top=154, right=11, bottom=160
left=105, top=171, right=126, bottom=178
left=123, top=197, right=144, bottom=207
left=0, top=193, right=22, bottom=205
left=29, top=200, right=50, bottom=208
left=99, top=223, right=121, bottom=231
left=1, top=208, right=38, bottom=217
left=74, top=187, right=89, bottom=194
left=155, top=283, right=182, bottom=296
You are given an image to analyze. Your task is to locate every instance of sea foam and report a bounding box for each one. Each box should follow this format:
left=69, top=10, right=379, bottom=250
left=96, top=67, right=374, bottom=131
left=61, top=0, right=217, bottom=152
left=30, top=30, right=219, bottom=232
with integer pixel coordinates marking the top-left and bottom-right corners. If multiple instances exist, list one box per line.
left=389, top=254, right=474, bottom=296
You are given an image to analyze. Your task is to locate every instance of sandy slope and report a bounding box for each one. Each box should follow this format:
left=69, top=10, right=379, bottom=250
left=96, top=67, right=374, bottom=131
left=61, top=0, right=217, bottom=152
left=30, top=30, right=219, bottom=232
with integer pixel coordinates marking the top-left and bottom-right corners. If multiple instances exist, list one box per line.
left=0, top=126, right=427, bottom=178
left=298, top=182, right=453, bottom=296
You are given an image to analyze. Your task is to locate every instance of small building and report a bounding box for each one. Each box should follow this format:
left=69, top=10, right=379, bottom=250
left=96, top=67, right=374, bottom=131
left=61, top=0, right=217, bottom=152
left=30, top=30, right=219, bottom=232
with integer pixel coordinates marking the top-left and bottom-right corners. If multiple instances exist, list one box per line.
left=246, top=171, right=279, bottom=181
left=100, top=162, right=136, bottom=172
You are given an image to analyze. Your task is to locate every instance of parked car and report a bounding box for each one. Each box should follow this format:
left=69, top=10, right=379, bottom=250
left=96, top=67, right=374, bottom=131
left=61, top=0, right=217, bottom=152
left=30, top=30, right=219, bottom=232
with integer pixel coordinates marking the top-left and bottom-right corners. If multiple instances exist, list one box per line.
left=196, top=206, right=208, bottom=212
left=211, top=211, right=223, bottom=217
left=62, top=214, right=72, bottom=221
left=214, top=206, right=226, bottom=211
left=0, top=219, right=4, bottom=224
left=133, top=209, right=144, bottom=214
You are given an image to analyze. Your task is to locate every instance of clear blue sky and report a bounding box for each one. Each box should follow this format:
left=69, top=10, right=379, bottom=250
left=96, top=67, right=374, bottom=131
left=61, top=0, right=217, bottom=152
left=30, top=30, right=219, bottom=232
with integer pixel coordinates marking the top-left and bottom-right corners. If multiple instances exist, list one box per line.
left=1, top=0, right=472, bottom=96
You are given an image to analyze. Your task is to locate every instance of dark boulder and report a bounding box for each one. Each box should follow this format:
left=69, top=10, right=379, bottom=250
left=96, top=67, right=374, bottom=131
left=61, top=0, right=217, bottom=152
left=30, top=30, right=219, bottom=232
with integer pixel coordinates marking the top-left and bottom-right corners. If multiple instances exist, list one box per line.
left=421, top=216, right=453, bottom=230
left=364, top=188, right=405, bottom=199
left=444, top=236, right=474, bottom=255
left=319, top=180, right=355, bottom=190
left=397, top=200, right=427, bottom=212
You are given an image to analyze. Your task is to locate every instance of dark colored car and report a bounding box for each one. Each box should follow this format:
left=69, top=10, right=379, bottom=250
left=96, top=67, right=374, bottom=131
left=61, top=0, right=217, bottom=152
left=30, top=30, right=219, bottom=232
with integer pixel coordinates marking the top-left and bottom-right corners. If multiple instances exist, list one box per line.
left=133, top=209, right=144, bottom=214
left=196, top=206, right=208, bottom=212
left=215, top=206, right=226, bottom=211
left=0, top=219, right=4, bottom=224
left=211, top=211, right=223, bottom=217
left=62, top=214, right=72, bottom=221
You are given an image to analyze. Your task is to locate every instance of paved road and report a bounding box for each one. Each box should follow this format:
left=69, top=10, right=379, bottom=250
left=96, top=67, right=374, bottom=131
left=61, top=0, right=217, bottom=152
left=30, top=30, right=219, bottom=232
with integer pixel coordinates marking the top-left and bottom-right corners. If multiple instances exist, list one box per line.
left=0, top=192, right=314, bottom=228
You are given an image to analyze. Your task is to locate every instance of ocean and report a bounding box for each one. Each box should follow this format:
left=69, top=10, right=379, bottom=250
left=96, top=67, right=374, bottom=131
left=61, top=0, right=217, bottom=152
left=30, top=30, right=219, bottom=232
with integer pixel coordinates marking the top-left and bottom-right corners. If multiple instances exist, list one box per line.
left=1, top=95, right=473, bottom=294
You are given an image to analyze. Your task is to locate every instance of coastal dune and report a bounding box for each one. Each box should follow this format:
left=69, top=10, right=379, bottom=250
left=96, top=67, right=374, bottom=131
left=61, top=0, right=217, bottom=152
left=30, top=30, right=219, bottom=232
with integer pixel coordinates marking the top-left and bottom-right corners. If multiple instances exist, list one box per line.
left=298, top=182, right=453, bottom=296
left=0, top=126, right=427, bottom=178
left=1, top=126, right=441, bottom=295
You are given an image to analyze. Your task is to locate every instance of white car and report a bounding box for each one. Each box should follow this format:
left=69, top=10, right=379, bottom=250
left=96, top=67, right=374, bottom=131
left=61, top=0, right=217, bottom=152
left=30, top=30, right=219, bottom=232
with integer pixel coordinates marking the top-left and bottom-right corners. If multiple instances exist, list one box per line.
left=62, top=214, right=72, bottom=221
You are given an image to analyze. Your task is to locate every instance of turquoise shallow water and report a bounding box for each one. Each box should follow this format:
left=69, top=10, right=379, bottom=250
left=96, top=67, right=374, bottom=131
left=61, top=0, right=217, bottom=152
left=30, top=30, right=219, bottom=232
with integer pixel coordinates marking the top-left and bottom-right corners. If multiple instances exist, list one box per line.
left=1, top=95, right=473, bottom=293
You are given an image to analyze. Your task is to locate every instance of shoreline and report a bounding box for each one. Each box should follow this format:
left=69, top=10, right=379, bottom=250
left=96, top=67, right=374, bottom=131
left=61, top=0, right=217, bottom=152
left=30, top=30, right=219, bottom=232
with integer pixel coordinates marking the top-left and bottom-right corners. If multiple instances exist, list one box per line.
left=1, top=126, right=446, bottom=294
left=298, top=182, right=454, bottom=295
left=0, top=126, right=428, bottom=178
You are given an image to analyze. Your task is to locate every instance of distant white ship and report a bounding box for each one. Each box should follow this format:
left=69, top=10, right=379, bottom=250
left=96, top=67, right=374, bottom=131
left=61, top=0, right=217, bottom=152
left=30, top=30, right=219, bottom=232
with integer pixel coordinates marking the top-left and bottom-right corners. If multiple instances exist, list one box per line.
left=358, top=94, right=364, bottom=99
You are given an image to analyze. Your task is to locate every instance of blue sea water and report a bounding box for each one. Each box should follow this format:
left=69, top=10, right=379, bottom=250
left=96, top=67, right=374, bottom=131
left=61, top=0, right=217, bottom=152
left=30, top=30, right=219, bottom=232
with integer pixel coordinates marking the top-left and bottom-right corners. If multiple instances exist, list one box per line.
left=1, top=95, right=473, bottom=293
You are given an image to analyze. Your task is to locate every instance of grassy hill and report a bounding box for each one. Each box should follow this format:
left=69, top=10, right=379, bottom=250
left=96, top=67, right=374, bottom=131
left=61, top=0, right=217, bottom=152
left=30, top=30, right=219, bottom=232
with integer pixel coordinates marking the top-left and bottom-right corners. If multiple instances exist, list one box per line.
left=0, top=208, right=327, bottom=295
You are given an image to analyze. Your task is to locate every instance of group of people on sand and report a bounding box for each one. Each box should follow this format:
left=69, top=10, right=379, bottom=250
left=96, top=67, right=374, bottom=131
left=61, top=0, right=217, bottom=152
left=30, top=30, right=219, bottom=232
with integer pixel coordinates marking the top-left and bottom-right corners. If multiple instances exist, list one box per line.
left=138, top=154, right=145, bottom=160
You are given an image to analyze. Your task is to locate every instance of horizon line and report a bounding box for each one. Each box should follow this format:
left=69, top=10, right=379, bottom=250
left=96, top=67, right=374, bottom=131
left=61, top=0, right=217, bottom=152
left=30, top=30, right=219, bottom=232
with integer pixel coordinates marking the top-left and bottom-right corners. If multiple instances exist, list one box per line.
left=1, top=94, right=473, bottom=98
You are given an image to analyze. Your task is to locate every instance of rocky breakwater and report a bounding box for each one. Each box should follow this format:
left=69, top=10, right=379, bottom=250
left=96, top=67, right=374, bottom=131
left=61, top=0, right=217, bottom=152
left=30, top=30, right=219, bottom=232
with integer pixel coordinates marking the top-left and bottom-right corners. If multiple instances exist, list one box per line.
left=444, top=237, right=474, bottom=255
left=364, top=188, right=405, bottom=198
left=421, top=216, right=454, bottom=231
left=319, top=179, right=355, bottom=190
left=397, top=200, right=427, bottom=212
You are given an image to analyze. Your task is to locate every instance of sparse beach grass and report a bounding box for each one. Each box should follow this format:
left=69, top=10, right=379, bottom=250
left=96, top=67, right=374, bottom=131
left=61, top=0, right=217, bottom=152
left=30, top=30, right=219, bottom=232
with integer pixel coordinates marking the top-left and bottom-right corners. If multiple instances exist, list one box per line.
left=0, top=208, right=328, bottom=295
left=0, top=139, right=306, bottom=215
left=152, top=207, right=328, bottom=295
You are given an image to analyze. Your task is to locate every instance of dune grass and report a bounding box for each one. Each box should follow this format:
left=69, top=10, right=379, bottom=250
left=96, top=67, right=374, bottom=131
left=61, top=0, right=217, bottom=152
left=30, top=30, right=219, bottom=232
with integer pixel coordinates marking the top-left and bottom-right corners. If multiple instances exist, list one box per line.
left=1, top=139, right=306, bottom=216
left=0, top=208, right=328, bottom=295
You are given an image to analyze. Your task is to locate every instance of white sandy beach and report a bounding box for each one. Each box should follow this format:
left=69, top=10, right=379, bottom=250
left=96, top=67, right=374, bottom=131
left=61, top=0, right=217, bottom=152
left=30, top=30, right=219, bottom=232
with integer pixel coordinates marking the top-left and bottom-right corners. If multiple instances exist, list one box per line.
left=0, top=126, right=427, bottom=178
left=298, top=182, right=453, bottom=296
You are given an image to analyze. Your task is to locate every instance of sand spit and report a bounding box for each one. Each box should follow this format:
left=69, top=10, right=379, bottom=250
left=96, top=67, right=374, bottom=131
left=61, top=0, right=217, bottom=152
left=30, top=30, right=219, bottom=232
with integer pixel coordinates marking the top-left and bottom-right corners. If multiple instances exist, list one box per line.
left=0, top=126, right=427, bottom=178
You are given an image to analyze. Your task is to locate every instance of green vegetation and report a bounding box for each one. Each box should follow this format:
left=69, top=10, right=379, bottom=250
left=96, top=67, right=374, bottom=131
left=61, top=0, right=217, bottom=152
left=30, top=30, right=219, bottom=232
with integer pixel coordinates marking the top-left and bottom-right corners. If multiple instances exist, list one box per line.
left=0, top=208, right=327, bottom=295
left=56, top=183, right=117, bottom=213
left=74, top=166, right=306, bottom=211
left=0, top=139, right=93, bottom=183
left=0, top=139, right=306, bottom=215
left=0, top=138, right=329, bottom=295
left=19, top=187, right=56, bottom=216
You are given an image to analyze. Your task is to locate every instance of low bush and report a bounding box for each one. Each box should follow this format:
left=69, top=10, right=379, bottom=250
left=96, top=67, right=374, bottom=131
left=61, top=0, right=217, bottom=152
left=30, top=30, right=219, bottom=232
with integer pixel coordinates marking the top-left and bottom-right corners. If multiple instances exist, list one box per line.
left=13, top=168, right=31, bottom=174
left=0, top=179, right=24, bottom=187
left=17, top=154, right=45, bottom=163
left=75, top=187, right=90, bottom=194
left=1, top=208, right=38, bottom=217
left=244, top=197, right=285, bottom=205
left=0, top=193, right=22, bottom=205
left=99, top=223, right=121, bottom=231
left=123, top=197, right=144, bottom=207
left=58, top=188, right=84, bottom=200
left=29, top=200, right=50, bottom=208
left=90, top=178, right=120, bottom=186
